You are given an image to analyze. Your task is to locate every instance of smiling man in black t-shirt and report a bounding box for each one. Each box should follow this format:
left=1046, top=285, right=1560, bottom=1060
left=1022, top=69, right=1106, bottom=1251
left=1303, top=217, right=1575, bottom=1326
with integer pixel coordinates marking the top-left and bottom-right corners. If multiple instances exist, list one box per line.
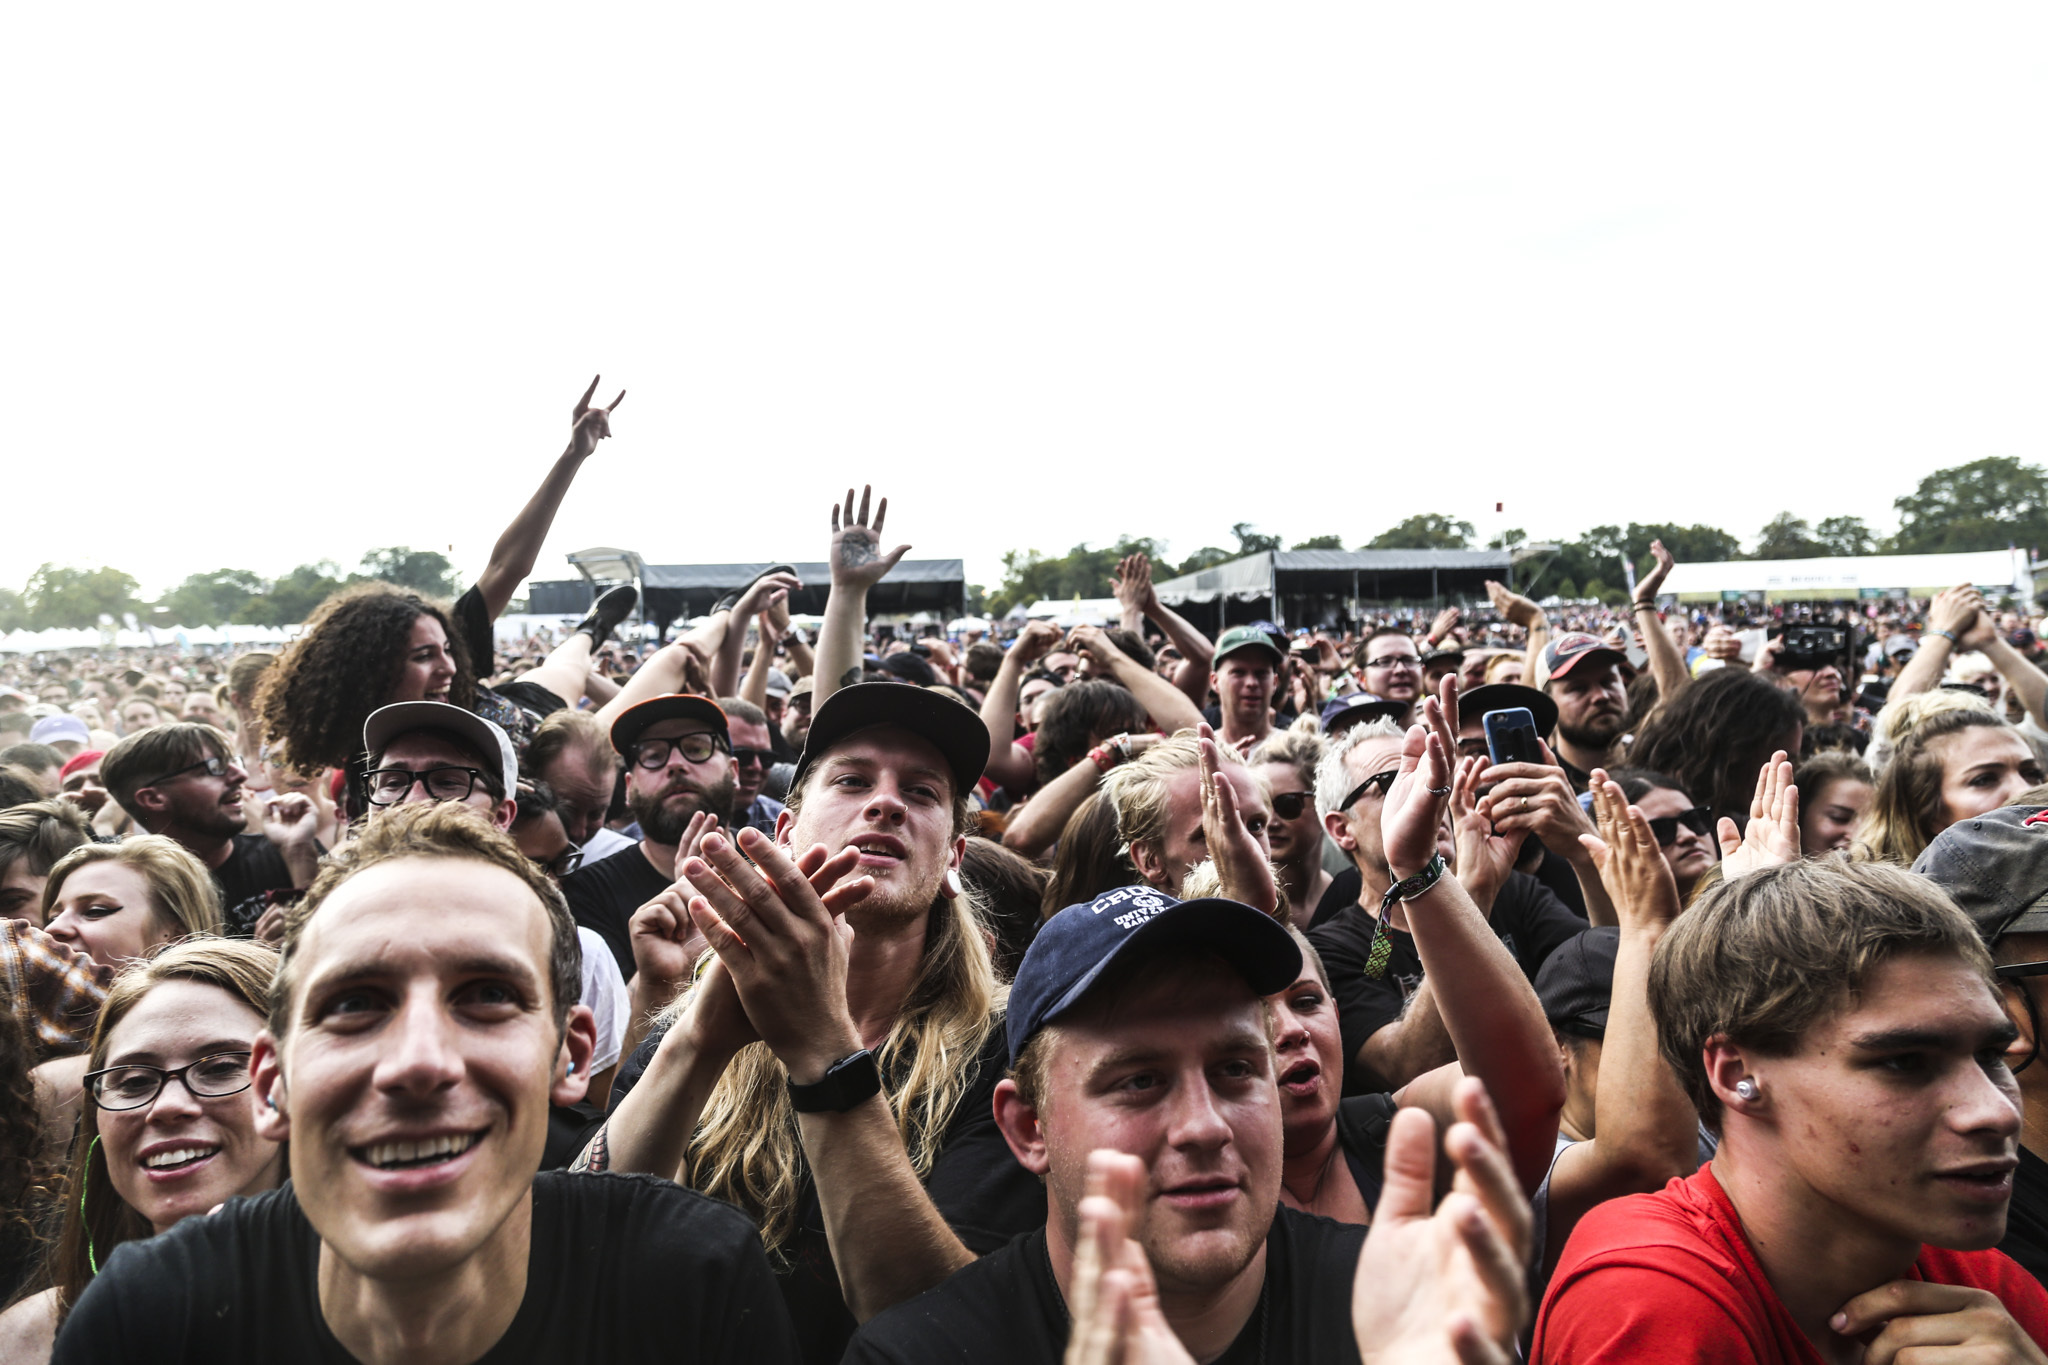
left=53, top=801, right=796, bottom=1365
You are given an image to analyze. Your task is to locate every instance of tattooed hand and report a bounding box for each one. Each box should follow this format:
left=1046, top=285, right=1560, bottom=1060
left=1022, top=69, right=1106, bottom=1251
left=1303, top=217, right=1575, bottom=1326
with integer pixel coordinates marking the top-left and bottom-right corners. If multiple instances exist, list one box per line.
left=829, top=484, right=912, bottom=592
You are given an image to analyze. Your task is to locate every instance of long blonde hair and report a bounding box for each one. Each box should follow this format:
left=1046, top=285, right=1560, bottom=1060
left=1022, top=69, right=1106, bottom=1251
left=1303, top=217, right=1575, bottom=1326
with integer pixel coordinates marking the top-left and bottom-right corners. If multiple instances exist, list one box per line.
left=42, top=836, right=224, bottom=940
left=676, top=888, right=1000, bottom=1255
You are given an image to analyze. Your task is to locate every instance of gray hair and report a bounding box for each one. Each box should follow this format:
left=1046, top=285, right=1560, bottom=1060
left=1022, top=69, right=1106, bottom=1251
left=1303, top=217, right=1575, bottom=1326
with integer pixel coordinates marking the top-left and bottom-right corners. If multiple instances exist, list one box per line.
left=1314, top=716, right=1405, bottom=822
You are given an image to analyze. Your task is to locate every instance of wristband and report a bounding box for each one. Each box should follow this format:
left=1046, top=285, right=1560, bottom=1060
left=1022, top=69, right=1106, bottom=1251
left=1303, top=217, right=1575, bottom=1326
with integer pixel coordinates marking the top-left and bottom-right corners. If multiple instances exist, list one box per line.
left=1364, top=853, right=1448, bottom=980
left=1088, top=745, right=1115, bottom=773
left=1631, top=601, right=1658, bottom=612
left=787, top=1049, right=882, bottom=1113
left=1929, top=629, right=1959, bottom=646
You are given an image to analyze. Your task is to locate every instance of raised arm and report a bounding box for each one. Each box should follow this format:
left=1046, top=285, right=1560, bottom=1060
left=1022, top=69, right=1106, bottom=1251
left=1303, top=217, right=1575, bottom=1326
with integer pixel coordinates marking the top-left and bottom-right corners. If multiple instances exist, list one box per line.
left=1884, top=584, right=1982, bottom=712
left=1540, top=771, right=1699, bottom=1274
left=738, top=599, right=784, bottom=712
left=1067, top=625, right=1206, bottom=734
left=1487, top=580, right=1549, bottom=683
left=474, top=377, right=624, bottom=619
left=1119, top=553, right=1216, bottom=710
left=712, top=572, right=801, bottom=700
left=1629, top=540, right=1690, bottom=716
left=1967, top=612, right=2048, bottom=730
left=817, top=486, right=911, bottom=705
left=978, top=620, right=1061, bottom=796
left=1360, top=691, right=1565, bottom=1193
left=1000, top=741, right=1113, bottom=859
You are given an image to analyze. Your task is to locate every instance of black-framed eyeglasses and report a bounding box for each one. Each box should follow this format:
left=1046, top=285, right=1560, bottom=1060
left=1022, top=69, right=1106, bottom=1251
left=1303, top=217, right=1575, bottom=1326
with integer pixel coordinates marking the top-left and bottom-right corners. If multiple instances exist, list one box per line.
left=1339, top=770, right=1399, bottom=811
left=142, top=754, right=231, bottom=788
left=1271, top=791, right=1314, bottom=820
left=629, top=733, right=730, bottom=770
left=85, top=1050, right=253, bottom=1111
left=538, top=843, right=584, bottom=878
left=731, top=747, right=775, bottom=769
left=366, top=766, right=486, bottom=808
left=1647, top=806, right=1715, bottom=846
left=1997, top=961, right=2048, bottom=982
left=1364, top=655, right=1420, bottom=671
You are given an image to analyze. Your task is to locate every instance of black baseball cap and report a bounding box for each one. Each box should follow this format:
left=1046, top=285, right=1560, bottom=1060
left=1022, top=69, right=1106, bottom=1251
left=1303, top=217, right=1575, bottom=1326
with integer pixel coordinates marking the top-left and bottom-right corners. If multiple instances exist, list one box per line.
left=1534, top=927, right=1617, bottom=1038
left=1006, top=887, right=1301, bottom=1064
left=791, top=682, right=990, bottom=798
left=1319, top=691, right=1408, bottom=733
left=1913, top=806, right=2048, bottom=943
left=1459, top=683, right=1559, bottom=737
left=610, top=694, right=730, bottom=754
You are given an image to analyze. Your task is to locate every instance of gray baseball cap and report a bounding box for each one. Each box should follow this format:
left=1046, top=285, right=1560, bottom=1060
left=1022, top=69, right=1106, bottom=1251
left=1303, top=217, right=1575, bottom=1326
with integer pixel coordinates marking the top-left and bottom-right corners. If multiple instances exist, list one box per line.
left=1913, top=805, right=2048, bottom=943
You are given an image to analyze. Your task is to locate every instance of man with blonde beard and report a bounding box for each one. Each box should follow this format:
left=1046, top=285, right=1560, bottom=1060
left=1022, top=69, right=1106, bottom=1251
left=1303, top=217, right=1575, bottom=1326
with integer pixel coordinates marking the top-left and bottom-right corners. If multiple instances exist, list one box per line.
left=578, top=684, right=1041, bottom=1364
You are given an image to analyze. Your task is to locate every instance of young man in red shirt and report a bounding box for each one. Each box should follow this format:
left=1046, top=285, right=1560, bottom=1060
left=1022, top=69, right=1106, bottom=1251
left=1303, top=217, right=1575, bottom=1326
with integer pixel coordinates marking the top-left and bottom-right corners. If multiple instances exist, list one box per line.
left=1535, top=858, right=2048, bottom=1364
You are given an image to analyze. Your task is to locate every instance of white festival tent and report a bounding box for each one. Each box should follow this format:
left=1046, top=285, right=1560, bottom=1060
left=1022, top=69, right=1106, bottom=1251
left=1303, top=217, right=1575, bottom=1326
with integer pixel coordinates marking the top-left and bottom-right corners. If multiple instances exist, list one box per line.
left=0, top=623, right=298, bottom=653
left=1657, top=549, right=2032, bottom=604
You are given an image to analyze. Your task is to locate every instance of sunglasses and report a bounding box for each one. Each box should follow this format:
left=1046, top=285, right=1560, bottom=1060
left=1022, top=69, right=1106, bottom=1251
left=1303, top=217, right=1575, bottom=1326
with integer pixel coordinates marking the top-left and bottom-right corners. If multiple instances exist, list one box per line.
left=1270, top=791, right=1313, bottom=820
left=1647, top=806, right=1715, bottom=846
left=731, top=747, right=775, bottom=769
left=1338, top=770, right=1399, bottom=811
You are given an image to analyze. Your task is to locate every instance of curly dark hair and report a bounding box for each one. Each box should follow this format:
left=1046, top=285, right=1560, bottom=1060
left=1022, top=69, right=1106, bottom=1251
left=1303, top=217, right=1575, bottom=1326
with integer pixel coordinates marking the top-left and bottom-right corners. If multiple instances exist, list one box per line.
left=1630, top=668, right=1805, bottom=827
left=0, top=1002, right=49, bottom=1306
left=1032, top=680, right=1151, bottom=787
left=255, top=583, right=476, bottom=773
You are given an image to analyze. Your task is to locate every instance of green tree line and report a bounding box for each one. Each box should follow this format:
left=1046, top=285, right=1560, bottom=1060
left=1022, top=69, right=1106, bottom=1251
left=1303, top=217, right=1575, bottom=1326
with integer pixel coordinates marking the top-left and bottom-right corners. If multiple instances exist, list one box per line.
left=0, top=548, right=459, bottom=632
left=978, top=455, right=2048, bottom=613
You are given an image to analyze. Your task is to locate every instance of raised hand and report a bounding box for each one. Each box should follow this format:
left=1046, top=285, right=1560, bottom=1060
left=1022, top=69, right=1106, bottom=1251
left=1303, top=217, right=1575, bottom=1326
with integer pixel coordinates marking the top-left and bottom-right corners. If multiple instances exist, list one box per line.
left=1011, top=618, right=1065, bottom=666
left=762, top=588, right=793, bottom=638
left=1351, top=1079, right=1532, bottom=1365
left=569, top=374, right=627, bottom=460
left=1701, top=624, right=1743, bottom=661
left=1577, top=768, right=1682, bottom=927
left=1064, top=1151, right=1197, bottom=1365
left=630, top=885, right=711, bottom=1005
left=1634, top=539, right=1676, bottom=602
left=1427, top=607, right=1463, bottom=646
left=1381, top=686, right=1458, bottom=882
left=260, top=793, right=321, bottom=853
left=1474, top=739, right=1595, bottom=865
left=1112, top=553, right=1157, bottom=617
left=1484, top=581, right=1543, bottom=630
left=1452, top=756, right=1522, bottom=914
left=733, top=570, right=803, bottom=622
left=1718, top=750, right=1799, bottom=881
left=829, top=485, right=911, bottom=592
left=1929, top=583, right=1986, bottom=643
left=1067, top=624, right=1130, bottom=677
left=1196, top=726, right=1278, bottom=916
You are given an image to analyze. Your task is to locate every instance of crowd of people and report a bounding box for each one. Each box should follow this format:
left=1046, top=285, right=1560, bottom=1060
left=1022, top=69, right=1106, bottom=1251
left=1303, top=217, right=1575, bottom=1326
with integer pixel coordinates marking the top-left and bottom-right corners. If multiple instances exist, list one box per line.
left=3, top=385, right=2048, bottom=1361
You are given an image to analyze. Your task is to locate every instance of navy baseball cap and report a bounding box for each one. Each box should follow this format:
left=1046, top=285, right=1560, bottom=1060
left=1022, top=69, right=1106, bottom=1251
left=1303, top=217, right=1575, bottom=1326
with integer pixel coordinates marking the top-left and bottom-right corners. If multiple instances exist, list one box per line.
left=1005, top=887, right=1301, bottom=1063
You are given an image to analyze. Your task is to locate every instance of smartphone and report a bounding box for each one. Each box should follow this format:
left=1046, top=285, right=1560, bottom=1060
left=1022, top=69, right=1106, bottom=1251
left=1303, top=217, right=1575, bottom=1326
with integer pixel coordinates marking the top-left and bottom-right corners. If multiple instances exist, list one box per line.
left=1483, top=707, right=1545, bottom=768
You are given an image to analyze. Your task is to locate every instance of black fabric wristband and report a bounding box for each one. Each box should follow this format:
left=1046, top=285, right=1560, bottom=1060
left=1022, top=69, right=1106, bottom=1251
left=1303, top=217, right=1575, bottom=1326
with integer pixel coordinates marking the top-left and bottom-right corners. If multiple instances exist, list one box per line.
left=787, top=1049, right=882, bottom=1113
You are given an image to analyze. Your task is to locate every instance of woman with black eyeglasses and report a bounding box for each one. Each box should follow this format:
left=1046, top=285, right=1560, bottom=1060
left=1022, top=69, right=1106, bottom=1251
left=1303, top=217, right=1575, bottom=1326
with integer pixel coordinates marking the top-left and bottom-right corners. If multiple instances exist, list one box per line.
left=0, top=938, right=281, bottom=1365
left=1600, top=769, right=1719, bottom=902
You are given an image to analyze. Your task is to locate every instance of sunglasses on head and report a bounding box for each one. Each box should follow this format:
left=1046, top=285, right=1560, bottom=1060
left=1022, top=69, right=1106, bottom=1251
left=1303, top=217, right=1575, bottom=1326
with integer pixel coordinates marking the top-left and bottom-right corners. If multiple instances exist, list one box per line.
left=1339, top=769, right=1399, bottom=811
left=1648, top=806, right=1714, bottom=846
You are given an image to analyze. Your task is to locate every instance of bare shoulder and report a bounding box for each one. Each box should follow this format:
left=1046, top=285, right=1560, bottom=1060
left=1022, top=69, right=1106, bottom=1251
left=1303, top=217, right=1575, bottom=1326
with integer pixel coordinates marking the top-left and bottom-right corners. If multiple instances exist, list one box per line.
left=0, top=1286, right=60, bottom=1365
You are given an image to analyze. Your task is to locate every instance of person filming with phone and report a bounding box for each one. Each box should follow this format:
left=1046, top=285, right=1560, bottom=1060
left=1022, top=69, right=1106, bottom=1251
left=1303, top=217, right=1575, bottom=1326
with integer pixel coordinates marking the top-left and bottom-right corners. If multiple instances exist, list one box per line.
left=1753, top=624, right=1852, bottom=730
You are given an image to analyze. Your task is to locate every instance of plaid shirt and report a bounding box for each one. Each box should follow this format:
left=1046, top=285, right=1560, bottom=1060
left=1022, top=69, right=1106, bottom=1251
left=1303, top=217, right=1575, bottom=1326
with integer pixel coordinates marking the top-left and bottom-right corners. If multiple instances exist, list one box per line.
left=1, top=920, right=113, bottom=1059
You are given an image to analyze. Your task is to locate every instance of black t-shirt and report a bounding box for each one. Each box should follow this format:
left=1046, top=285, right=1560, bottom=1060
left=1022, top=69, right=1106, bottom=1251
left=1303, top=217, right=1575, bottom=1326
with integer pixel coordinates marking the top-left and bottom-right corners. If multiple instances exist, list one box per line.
left=2004, top=1144, right=2048, bottom=1286
left=609, top=1019, right=1043, bottom=1365
left=1307, top=871, right=1588, bottom=1094
left=213, top=833, right=297, bottom=936
left=1335, top=1092, right=1398, bottom=1211
left=1308, top=865, right=1362, bottom=930
left=843, top=1205, right=1366, bottom=1364
left=559, top=842, right=672, bottom=979
left=53, top=1172, right=798, bottom=1364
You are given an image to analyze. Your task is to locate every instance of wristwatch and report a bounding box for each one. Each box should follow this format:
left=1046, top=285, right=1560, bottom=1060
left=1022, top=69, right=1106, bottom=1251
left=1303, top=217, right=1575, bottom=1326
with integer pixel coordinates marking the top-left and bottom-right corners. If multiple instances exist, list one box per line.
left=787, top=1049, right=883, bottom=1113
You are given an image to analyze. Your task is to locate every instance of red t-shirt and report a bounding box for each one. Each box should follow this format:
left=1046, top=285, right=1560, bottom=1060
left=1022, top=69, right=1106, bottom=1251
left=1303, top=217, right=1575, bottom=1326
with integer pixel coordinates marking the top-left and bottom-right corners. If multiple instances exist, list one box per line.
left=1533, top=1164, right=2048, bottom=1364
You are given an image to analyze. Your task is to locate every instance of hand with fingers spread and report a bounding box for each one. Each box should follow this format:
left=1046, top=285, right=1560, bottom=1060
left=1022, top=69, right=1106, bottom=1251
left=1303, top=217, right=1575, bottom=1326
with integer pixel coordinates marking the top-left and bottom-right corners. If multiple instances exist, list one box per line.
left=829, top=485, right=912, bottom=592
left=1576, top=769, right=1682, bottom=927
left=1717, top=750, right=1799, bottom=882
left=1352, top=1078, right=1533, bottom=1365
left=1452, top=756, right=1523, bottom=914
left=677, top=826, right=878, bottom=1082
left=568, top=374, right=627, bottom=460
left=1829, top=1280, right=2048, bottom=1365
left=1195, top=725, right=1279, bottom=915
left=1063, top=1152, right=1196, bottom=1365
left=1474, top=739, right=1596, bottom=870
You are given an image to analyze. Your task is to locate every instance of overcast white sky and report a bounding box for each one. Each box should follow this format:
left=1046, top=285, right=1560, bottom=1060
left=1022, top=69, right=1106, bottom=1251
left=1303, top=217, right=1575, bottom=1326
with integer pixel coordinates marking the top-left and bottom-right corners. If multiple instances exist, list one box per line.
left=7, top=5, right=2046, bottom=602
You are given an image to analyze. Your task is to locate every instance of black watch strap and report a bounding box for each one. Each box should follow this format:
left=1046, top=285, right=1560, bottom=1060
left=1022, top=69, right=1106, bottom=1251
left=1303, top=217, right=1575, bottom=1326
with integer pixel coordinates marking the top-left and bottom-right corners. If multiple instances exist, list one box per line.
left=787, top=1049, right=882, bottom=1113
